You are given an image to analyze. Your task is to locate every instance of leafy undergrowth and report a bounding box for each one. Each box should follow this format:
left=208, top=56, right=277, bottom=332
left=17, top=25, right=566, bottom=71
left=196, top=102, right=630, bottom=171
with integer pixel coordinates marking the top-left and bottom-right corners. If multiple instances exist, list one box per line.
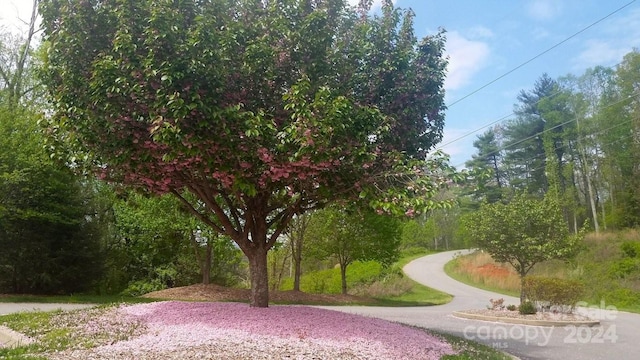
left=1, top=301, right=462, bottom=359
left=278, top=251, right=452, bottom=306
left=279, top=260, right=385, bottom=294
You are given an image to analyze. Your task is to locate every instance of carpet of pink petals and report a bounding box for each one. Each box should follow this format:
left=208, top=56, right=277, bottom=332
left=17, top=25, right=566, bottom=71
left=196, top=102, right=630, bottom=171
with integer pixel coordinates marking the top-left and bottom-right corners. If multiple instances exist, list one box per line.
left=48, top=301, right=456, bottom=359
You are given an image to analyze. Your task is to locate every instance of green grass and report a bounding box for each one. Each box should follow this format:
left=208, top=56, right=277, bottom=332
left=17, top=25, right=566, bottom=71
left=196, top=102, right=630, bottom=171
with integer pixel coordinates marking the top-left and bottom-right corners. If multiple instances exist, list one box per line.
left=276, top=249, right=453, bottom=307
left=0, top=310, right=65, bottom=358
left=443, top=257, right=520, bottom=299
left=432, top=330, right=514, bottom=360
left=372, top=278, right=452, bottom=306
left=365, top=250, right=453, bottom=306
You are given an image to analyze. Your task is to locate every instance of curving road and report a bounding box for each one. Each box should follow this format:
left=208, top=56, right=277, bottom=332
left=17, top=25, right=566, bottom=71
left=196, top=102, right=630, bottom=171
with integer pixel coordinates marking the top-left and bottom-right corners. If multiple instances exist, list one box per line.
left=320, top=250, right=640, bottom=360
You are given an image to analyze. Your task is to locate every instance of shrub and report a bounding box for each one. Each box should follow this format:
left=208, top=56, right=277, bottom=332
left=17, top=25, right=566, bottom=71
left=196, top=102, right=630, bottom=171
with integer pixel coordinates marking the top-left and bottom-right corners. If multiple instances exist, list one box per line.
left=350, top=273, right=413, bottom=297
left=519, top=301, right=537, bottom=315
left=621, top=241, right=640, bottom=258
left=120, top=279, right=166, bottom=297
left=506, top=304, right=517, bottom=311
left=523, top=276, right=585, bottom=313
left=280, top=261, right=384, bottom=294
left=609, top=258, right=640, bottom=279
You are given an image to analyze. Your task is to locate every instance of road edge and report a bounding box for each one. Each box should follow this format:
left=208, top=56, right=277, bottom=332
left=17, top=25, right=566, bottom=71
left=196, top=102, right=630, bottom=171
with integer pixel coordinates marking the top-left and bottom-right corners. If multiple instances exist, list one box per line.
left=452, top=310, right=600, bottom=327
left=0, top=325, right=34, bottom=348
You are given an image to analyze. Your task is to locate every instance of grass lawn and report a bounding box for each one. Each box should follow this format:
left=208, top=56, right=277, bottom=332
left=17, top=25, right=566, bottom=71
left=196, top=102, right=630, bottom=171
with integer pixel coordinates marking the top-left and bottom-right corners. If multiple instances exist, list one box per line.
left=373, top=251, right=453, bottom=306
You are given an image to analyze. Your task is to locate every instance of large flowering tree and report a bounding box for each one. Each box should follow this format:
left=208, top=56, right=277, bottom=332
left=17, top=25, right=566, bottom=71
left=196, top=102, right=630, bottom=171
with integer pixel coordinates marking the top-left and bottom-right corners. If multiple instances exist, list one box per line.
left=39, top=0, right=450, bottom=307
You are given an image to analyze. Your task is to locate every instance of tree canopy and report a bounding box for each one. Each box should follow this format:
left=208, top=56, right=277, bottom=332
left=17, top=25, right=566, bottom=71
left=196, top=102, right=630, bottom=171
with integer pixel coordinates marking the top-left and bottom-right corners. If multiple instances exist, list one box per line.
left=39, top=0, right=450, bottom=306
left=465, top=193, right=580, bottom=303
left=306, top=206, right=401, bottom=294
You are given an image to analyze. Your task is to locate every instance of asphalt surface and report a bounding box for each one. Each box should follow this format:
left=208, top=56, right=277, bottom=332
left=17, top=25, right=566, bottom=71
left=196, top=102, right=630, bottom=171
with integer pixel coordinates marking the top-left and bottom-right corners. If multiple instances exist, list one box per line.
left=320, top=250, right=640, bottom=360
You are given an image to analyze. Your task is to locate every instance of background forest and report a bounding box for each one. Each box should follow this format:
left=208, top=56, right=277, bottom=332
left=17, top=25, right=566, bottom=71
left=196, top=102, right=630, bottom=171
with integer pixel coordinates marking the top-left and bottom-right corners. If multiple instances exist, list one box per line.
left=1, top=7, right=639, bottom=310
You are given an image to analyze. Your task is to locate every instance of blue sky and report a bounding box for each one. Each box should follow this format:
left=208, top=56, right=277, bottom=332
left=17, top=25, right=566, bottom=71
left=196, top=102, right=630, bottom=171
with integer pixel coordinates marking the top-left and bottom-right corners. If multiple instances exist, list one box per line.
left=3, top=0, right=640, bottom=167
left=357, top=0, right=640, bottom=167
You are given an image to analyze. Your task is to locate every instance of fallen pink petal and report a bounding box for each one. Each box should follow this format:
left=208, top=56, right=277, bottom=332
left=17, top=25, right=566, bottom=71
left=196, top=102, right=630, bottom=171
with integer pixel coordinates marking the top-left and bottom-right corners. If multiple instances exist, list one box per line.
left=47, top=301, right=456, bottom=359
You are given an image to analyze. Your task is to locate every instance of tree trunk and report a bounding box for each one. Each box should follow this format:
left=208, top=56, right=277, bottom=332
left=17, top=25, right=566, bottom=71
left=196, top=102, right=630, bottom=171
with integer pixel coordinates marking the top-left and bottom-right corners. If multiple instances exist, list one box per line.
left=189, top=231, right=211, bottom=285
left=293, top=257, right=302, bottom=292
left=275, top=251, right=289, bottom=291
left=247, top=246, right=270, bottom=307
left=202, top=242, right=212, bottom=285
left=519, top=276, right=526, bottom=305
left=340, top=263, right=348, bottom=295
left=291, top=233, right=303, bottom=292
left=584, top=163, right=600, bottom=233
left=600, top=195, right=607, bottom=231
left=289, top=214, right=308, bottom=292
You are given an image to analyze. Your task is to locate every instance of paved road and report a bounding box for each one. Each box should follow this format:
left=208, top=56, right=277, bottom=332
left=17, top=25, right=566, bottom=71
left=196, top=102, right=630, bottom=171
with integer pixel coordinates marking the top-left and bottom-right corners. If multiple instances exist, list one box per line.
left=321, top=250, right=640, bottom=360
left=0, top=303, right=94, bottom=316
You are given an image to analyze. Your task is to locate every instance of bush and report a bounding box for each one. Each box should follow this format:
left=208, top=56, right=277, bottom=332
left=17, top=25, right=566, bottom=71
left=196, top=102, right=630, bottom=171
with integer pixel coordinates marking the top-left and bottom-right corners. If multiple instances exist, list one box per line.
left=609, top=258, right=640, bottom=279
left=350, top=273, right=413, bottom=297
left=281, top=261, right=384, bottom=294
left=399, top=246, right=430, bottom=258
left=523, top=276, right=585, bottom=313
left=621, top=241, right=640, bottom=258
left=506, top=304, right=517, bottom=311
left=120, top=279, right=166, bottom=297
left=519, top=301, right=537, bottom=315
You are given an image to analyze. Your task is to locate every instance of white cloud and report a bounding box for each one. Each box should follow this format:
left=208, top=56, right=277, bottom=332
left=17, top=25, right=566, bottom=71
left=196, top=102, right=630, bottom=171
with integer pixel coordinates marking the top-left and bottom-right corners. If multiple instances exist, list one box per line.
left=526, top=0, right=563, bottom=21
left=572, top=8, right=640, bottom=70
left=572, top=40, right=628, bottom=70
left=444, top=31, right=491, bottom=91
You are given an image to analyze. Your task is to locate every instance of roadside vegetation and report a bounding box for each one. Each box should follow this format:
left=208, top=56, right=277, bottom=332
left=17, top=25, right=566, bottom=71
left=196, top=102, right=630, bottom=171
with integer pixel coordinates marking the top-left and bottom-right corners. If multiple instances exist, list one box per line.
left=446, top=230, right=640, bottom=313
left=277, top=254, right=452, bottom=306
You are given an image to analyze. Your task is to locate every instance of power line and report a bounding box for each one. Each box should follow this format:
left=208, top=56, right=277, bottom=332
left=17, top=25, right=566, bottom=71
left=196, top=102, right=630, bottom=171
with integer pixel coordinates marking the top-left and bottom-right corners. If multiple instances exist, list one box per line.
left=452, top=88, right=640, bottom=169
left=435, top=87, right=567, bottom=151
left=439, top=53, right=629, bottom=160
left=445, top=0, right=636, bottom=109
left=493, top=115, right=636, bottom=171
